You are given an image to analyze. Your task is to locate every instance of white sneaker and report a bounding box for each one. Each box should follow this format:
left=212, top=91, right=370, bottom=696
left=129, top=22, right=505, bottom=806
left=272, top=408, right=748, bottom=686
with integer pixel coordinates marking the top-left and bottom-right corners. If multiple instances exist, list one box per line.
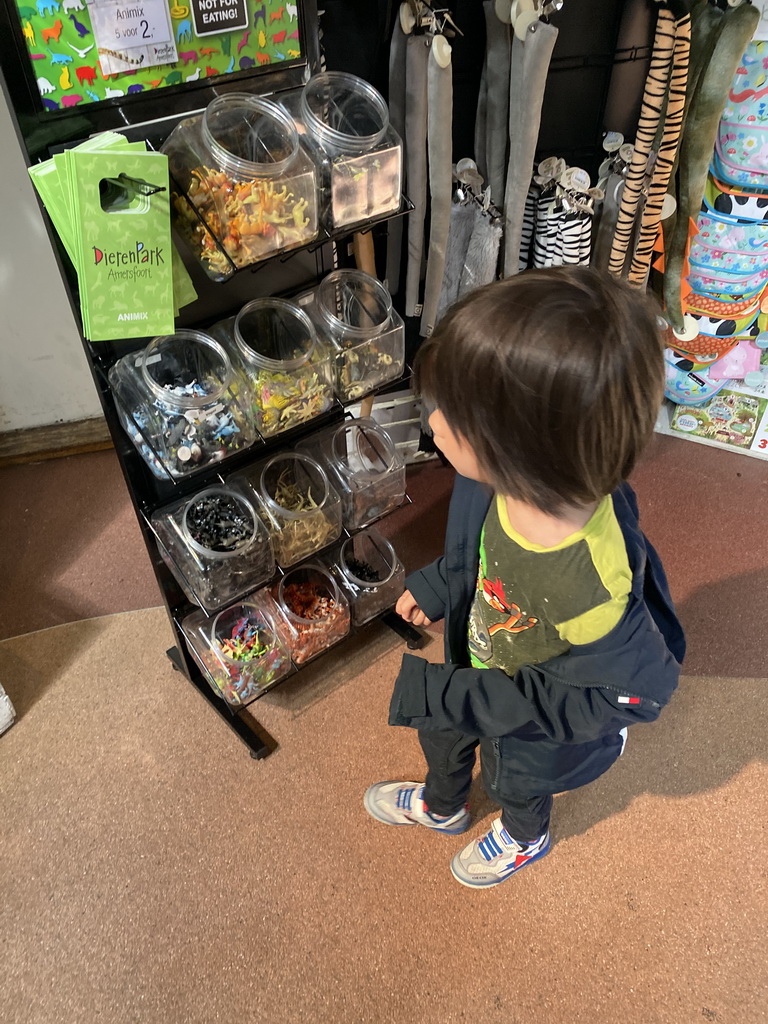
left=450, top=817, right=550, bottom=888
left=0, top=685, right=15, bottom=736
left=364, top=781, right=471, bottom=834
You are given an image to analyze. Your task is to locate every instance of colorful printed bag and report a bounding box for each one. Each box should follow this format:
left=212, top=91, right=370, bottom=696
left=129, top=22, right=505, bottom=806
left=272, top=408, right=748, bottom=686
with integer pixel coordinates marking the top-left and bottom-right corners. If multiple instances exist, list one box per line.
left=687, top=305, right=760, bottom=337
left=689, top=264, right=768, bottom=296
left=704, top=170, right=768, bottom=219
left=689, top=238, right=768, bottom=275
left=716, top=40, right=768, bottom=189
left=664, top=359, right=729, bottom=405
left=686, top=290, right=762, bottom=319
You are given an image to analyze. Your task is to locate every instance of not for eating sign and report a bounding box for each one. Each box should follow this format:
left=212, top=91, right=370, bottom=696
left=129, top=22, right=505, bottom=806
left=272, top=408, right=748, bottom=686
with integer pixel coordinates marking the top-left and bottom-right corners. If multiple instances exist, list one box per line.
left=190, top=0, right=249, bottom=37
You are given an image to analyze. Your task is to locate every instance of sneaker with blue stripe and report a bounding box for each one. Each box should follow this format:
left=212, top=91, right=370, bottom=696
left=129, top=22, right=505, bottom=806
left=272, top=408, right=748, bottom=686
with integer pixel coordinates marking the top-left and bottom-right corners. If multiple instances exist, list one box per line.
left=450, top=817, right=550, bottom=888
left=363, top=781, right=471, bottom=834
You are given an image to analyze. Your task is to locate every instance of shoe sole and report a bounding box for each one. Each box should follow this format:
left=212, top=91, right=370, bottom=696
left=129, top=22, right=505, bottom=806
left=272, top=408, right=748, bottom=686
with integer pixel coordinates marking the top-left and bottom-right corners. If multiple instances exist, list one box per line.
left=363, top=783, right=471, bottom=834
left=450, top=837, right=551, bottom=889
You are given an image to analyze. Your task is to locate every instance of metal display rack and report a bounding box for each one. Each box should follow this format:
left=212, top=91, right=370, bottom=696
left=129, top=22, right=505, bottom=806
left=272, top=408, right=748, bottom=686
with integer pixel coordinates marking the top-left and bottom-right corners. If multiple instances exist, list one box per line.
left=0, top=0, right=420, bottom=758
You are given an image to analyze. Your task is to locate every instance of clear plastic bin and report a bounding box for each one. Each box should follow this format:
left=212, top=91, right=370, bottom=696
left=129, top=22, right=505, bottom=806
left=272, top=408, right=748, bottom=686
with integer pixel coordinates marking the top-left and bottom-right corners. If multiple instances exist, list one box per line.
left=109, top=330, right=257, bottom=480
left=331, top=528, right=405, bottom=627
left=274, top=564, right=351, bottom=664
left=299, top=270, right=405, bottom=402
left=182, top=596, right=293, bottom=707
left=161, top=93, right=319, bottom=281
left=297, top=417, right=405, bottom=529
left=229, top=452, right=342, bottom=568
left=151, top=486, right=275, bottom=613
left=280, top=72, right=403, bottom=230
left=210, top=297, right=334, bottom=439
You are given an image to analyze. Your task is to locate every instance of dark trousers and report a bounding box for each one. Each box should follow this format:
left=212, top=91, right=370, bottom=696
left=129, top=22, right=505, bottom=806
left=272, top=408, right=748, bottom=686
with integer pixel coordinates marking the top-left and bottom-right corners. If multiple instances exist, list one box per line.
left=419, top=729, right=552, bottom=843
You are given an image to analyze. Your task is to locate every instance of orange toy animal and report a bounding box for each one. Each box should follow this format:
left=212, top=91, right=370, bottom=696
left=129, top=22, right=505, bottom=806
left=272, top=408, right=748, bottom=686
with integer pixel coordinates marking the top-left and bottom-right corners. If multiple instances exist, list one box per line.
left=41, top=18, right=63, bottom=44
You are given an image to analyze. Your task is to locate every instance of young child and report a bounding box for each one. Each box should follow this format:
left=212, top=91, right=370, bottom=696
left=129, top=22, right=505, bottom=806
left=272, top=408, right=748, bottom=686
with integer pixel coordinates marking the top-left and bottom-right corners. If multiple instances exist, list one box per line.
left=364, top=266, right=685, bottom=889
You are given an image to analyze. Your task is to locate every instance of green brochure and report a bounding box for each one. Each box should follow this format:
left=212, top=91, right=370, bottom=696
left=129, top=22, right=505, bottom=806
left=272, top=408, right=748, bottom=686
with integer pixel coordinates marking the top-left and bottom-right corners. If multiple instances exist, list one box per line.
left=67, top=148, right=175, bottom=341
left=28, top=133, right=197, bottom=339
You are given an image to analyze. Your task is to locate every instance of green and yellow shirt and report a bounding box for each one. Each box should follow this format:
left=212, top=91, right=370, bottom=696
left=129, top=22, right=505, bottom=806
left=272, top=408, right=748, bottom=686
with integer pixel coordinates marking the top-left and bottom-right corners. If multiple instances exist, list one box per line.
left=468, top=494, right=632, bottom=674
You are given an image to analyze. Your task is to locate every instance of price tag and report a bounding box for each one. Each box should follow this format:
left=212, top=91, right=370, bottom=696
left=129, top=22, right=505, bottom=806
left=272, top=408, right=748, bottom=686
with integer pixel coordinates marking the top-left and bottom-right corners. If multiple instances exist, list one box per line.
left=90, top=0, right=177, bottom=76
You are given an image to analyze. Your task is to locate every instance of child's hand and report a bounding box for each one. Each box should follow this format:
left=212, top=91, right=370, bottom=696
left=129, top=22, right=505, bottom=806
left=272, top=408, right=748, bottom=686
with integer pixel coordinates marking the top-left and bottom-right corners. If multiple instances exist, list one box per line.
left=396, top=589, right=432, bottom=627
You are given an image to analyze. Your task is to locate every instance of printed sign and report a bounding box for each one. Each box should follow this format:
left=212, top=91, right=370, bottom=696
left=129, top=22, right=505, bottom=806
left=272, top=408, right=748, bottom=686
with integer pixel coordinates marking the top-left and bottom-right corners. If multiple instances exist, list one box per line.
left=89, top=0, right=178, bottom=75
left=190, top=0, right=248, bottom=37
left=13, top=0, right=303, bottom=113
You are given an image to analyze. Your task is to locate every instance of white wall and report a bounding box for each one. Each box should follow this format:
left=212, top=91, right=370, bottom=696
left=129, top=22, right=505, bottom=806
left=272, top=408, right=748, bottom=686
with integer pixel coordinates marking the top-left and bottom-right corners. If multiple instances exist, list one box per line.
left=0, top=86, right=102, bottom=432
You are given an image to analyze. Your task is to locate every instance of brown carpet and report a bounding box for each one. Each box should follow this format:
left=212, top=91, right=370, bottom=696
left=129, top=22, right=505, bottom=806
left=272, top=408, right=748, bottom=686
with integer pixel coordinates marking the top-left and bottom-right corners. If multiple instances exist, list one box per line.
left=2, top=437, right=768, bottom=1023
left=1, top=607, right=766, bottom=1024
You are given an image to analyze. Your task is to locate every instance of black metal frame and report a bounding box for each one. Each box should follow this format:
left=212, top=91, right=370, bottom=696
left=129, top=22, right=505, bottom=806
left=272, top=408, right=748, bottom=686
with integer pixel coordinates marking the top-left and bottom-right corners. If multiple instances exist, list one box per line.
left=0, top=0, right=420, bottom=757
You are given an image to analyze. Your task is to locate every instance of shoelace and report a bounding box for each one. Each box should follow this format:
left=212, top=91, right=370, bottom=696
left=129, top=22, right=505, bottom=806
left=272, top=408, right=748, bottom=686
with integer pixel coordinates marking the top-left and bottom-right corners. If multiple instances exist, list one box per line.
left=396, top=785, right=417, bottom=812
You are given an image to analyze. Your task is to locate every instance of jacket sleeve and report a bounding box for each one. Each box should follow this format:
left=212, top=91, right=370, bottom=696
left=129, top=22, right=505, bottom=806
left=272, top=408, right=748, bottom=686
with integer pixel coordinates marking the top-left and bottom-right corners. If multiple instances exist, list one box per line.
left=404, top=558, right=449, bottom=623
left=388, top=588, right=682, bottom=740
left=388, top=654, right=665, bottom=741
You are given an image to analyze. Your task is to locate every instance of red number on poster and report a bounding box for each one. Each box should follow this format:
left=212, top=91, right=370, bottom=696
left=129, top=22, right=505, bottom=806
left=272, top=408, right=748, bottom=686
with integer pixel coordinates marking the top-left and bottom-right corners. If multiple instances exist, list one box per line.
left=759, top=439, right=768, bottom=449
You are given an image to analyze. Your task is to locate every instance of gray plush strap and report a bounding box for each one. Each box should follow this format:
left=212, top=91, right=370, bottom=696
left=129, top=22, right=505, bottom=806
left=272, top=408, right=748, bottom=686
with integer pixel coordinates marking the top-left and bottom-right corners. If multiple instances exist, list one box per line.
left=459, top=207, right=503, bottom=297
left=484, top=1, right=512, bottom=208
left=436, top=200, right=476, bottom=322
left=502, top=22, right=559, bottom=278
left=420, top=48, right=454, bottom=338
left=405, top=35, right=431, bottom=317
left=386, top=17, right=408, bottom=295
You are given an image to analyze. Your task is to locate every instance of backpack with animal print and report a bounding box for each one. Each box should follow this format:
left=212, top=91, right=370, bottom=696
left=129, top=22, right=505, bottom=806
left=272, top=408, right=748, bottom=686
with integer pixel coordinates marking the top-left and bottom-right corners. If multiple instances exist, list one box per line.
left=703, top=171, right=768, bottom=221
left=716, top=40, right=768, bottom=190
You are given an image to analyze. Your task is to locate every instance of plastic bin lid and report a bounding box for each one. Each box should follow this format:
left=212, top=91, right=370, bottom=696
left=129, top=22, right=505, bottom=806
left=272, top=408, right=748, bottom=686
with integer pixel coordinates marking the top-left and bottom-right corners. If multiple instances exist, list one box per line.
left=300, top=72, right=389, bottom=151
left=202, top=93, right=300, bottom=179
left=316, top=269, right=392, bottom=339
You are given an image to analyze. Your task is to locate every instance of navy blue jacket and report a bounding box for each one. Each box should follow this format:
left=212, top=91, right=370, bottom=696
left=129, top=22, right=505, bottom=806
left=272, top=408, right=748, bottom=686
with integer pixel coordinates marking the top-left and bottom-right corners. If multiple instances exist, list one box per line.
left=389, top=477, right=685, bottom=792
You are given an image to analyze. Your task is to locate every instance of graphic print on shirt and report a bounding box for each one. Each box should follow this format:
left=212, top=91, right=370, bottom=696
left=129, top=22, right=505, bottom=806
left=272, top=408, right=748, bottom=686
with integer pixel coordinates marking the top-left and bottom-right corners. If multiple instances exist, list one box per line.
left=466, top=496, right=633, bottom=675
left=468, top=569, right=539, bottom=664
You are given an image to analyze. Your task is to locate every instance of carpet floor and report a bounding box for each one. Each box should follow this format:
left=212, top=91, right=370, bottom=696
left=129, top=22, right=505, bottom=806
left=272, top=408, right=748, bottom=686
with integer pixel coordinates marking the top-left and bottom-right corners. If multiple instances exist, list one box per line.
left=1, top=607, right=766, bottom=1024
left=1, top=436, right=768, bottom=1024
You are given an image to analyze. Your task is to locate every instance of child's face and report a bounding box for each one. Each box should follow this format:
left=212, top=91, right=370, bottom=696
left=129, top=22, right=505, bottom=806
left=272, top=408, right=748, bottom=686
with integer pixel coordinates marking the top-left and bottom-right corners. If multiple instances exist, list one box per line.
left=428, top=409, right=489, bottom=483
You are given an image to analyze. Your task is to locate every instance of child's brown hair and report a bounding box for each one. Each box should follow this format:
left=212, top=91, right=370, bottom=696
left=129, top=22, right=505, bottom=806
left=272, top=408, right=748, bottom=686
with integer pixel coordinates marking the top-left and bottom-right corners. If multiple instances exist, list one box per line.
left=415, top=266, right=665, bottom=514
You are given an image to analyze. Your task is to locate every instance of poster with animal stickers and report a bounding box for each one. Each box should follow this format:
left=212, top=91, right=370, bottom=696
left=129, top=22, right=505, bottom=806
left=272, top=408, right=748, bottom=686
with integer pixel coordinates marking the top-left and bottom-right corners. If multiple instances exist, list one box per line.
left=14, top=0, right=301, bottom=113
